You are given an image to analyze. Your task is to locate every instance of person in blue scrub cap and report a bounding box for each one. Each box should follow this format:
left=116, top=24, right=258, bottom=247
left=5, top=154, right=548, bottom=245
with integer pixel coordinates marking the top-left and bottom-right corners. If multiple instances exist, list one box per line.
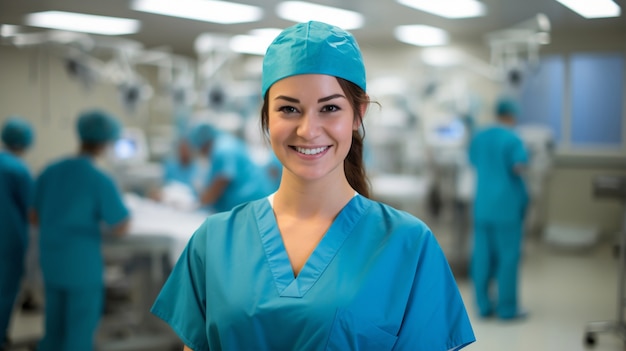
left=31, top=109, right=130, bottom=351
left=0, top=116, right=35, bottom=350
left=152, top=137, right=202, bottom=202
left=188, top=122, right=272, bottom=213
left=469, top=96, right=529, bottom=320
left=151, top=21, right=475, bottom=351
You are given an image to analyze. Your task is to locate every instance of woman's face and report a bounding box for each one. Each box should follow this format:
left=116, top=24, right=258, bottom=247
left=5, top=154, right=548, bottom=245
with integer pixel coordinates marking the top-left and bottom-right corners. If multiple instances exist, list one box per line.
left=267, top=74, right=360, bottom=183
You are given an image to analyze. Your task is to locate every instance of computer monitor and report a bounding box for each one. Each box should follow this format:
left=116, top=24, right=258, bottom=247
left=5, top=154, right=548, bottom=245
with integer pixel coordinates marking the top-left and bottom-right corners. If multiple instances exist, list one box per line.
left=110, top=127, right=149, bottom=164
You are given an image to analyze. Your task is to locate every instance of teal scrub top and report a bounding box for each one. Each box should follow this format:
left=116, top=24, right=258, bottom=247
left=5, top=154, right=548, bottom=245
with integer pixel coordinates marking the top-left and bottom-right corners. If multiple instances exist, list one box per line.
left=469, top=125, right=529, bottom=224
left=206, top=133, right=271, bottom=212
left=0, top=151, right=33, bottom=254
left=151, top=195, right=475, bottom=351
left=33, top=156, right=129, bottom=287
left=163, top=157, right=200, bottom=195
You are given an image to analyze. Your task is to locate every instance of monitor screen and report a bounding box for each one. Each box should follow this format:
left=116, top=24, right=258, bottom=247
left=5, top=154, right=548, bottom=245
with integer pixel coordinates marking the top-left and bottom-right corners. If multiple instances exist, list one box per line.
left=114, top=138, right=138, bottom=160
left=109, top=127, right=149, bottom=164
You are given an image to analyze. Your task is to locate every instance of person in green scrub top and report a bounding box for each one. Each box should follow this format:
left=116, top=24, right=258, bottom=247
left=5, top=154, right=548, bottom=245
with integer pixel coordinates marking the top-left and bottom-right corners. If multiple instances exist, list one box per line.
left=0, top=117, right=34, bottom=350
left=151, top=21, right=476, bottom=351
left=31, top=109, right=130, bottom=351
left=469, top=97, right=529, bottom=320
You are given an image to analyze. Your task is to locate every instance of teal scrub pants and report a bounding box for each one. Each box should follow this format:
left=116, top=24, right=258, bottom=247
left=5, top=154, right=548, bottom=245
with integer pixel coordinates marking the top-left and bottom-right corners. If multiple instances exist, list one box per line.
left=470, top=221, right=523, bottom=319
left=0, top=253, right=25, bottom=346
left=38, top=284, right=104, bottom=351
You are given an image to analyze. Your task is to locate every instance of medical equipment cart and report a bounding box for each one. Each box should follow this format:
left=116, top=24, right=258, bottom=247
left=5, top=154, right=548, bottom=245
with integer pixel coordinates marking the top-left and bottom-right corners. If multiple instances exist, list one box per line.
left=584, top=175, right=626, bottom=347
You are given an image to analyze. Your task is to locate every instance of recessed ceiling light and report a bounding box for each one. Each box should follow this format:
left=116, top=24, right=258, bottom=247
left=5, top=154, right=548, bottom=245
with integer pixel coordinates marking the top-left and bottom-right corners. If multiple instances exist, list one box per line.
left=394, top=25, right=449, bottom=47
left=131, top=0, right=263, bottom=24
left=1, top=24, right=20, bottom=37
left=555, top=0, right=621, bottom=18
left=396, top=0, right=486, bottom=18
left=276, top=1, right=364, bottom=30
left=24, top=11, right=141, bottom=35
left=230, top=28, right=282, bottom=55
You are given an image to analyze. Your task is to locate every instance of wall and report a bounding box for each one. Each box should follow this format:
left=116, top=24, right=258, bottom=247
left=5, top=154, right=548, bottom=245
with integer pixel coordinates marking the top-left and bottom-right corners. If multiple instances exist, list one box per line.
left=1, top=35, right=625, bottom=237
left=0, top=45, right=171, bottom=173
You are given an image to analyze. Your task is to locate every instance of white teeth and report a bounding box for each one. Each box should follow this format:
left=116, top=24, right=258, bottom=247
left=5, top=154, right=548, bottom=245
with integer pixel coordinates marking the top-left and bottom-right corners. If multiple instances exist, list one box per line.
left=295, top=146, right=328, bottom=155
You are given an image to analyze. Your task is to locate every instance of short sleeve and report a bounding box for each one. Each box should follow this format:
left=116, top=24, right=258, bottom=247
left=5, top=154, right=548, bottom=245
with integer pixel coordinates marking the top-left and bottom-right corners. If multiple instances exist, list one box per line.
left=509, top=135, right=529, bottom=169
left=394, top=232, right=475, bottom=351
left=210, top=148, right=238, bottom=180
left=151, top=224, right=209, bottom=351
left=98, top=174, right=130, bottom=226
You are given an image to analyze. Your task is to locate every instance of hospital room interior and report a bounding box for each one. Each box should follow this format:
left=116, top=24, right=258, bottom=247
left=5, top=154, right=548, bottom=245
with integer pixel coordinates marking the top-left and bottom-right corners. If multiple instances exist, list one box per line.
left=0, top=0, right=625, bottom=350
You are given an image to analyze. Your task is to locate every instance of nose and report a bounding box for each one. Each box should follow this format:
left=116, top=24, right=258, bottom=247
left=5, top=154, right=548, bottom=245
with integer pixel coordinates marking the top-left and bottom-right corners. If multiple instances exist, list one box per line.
left=296, top=112, right=321, bottom=140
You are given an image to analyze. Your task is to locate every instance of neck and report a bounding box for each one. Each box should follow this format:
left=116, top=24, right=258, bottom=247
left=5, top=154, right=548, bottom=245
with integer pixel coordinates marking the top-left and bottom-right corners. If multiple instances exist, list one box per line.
left=273, top=172, right=355, bottom=219
left=498, top=116, right=515, bottom=127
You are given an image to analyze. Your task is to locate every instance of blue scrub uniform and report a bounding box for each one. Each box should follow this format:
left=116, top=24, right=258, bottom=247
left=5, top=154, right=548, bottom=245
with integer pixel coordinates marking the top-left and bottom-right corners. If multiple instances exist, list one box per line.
left=205, top=133, right=271, bottom=212
left=469, top=125, right=529, bottom=319
left=152, top=195, right=475, bottom=350
left=163, top=157, right=200, bottom=194
left=0, top=151, right=33, bottom=346
left=33, top=156, right=129, bottom=351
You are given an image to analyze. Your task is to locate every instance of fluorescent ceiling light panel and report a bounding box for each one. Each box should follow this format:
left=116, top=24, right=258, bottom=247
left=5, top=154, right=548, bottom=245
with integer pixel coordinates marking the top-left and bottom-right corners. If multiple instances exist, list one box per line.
left=230, top=28, right=282, bottom=55
left=555, top=0, right=621, bottom=18
left=394, top=25, right=449, bottom=46
left=0, top=24, right=20, bottom=37
left=421, top=47, right=463, bottom=66
left=397, top=0, right=486, bottom=18
left=24, top=11, right=140, bottom=35
left=276, top=1, right=364, bottom=30
left=132, top=0, right=263, bottom=24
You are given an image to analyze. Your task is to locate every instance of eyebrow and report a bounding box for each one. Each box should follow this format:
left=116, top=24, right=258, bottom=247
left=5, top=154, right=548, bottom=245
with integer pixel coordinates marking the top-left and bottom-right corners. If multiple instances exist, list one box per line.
left=274, top=94, right=346, bottom=104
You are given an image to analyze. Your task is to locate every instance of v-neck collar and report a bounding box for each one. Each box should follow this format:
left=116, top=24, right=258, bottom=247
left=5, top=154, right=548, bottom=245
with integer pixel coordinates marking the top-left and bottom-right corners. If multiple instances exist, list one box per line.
left=254, top=194, right=370, bottom=298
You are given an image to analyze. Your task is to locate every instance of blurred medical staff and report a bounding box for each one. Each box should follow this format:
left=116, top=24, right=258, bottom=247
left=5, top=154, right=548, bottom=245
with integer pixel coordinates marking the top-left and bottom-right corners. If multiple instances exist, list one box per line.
left=162, top=138, right=199, bottom=190
left=469, top=97, right=529, bottom=320
left=31, top=109, right=130, bottom=351
left=152, top=137, right=203, bottom=210
left=0, top=117, right=34, bottom=349
left=190, top=123, right=272, bottom=212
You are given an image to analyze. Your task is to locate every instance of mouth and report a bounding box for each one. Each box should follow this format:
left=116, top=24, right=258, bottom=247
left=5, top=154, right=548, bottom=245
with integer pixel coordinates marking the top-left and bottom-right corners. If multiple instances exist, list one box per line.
left=291, top=145, right=330, bottom=155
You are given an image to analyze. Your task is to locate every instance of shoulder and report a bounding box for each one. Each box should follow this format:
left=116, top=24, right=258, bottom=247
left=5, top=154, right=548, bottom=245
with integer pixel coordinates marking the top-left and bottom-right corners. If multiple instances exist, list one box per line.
left=37, top=157, right=66, bottom=178
left=0, top=153, right=29, bottom=175
left=360, top=196, right=433, bottom=244
left=191, top=200, right=260, bottom=241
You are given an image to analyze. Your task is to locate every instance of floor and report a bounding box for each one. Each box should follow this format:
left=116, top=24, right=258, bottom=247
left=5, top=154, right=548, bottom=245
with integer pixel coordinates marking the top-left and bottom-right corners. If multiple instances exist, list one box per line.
left=455, top=237, right=625, bottom=351
left=6, top=217, right=626, bottom=351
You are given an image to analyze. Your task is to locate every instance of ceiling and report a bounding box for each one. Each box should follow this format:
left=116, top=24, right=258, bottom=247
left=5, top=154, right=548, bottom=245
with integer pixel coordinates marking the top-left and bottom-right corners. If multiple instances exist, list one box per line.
left=1, top=0, right=625, bottom=57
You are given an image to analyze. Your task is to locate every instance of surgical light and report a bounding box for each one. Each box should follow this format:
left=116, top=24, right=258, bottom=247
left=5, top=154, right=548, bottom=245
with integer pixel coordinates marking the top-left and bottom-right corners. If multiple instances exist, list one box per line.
left=131, top=0, right=263, bottom=24
left=24, top=11, right=141, bottom=35
left=276, top=1, right=364, bottom=30
left=554, top=0, right=621, bottom=18
left=396, top=0, right=486, bottom=18
left=394, top=25, right=449, bottom=47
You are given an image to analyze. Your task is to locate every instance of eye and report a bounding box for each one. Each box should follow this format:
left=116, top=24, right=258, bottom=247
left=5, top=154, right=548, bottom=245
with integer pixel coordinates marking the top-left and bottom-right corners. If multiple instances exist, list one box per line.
left=277, top=105, right=299, bottom=114
left=321, top=104, right=341, bottom=113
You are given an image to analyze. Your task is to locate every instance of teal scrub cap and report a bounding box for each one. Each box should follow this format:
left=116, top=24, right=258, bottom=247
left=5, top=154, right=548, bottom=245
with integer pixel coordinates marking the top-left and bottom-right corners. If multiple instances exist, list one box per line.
left=495, top=97, right=520, bottom=118
left=76, top=109, right=121, bottom=144
left=262, top=21, right=366, bottom=98
left=189, top=123, right=219, bottom=149
left=1, top=116, right=34, bottom=150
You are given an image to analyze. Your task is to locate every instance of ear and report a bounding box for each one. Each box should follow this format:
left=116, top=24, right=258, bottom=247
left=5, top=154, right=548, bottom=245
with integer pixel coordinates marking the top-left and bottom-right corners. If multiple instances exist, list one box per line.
left=353, top=101, right=367, bottom=130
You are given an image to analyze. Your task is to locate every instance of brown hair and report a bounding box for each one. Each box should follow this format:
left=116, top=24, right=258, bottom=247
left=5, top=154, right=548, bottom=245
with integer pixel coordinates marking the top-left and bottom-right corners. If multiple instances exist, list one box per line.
left=260, top=77, right=371, bottom=198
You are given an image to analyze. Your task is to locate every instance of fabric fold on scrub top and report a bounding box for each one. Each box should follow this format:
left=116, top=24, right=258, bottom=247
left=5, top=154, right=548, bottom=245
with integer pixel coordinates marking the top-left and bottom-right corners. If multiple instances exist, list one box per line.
left=151, top=195, right=475, bottom=351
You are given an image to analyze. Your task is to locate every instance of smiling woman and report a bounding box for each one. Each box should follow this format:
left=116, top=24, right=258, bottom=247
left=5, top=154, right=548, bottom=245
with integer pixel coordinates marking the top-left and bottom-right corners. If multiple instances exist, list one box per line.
left=150, top=21, right=476, bottom=351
